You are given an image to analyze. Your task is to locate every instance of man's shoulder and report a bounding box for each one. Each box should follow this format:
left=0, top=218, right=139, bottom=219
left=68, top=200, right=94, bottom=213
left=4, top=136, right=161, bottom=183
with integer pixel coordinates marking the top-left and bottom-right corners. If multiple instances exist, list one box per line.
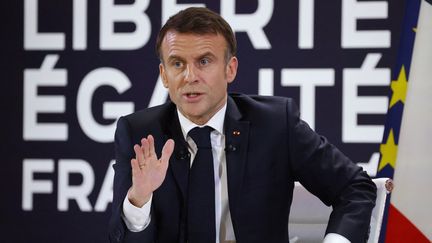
left=230, top=93, right=293, bottom=103
left=227, top=93, right=300, bottom=125
left=121, top=102, right=175, bottom=125
left=229, top=93, right=296, bottom=112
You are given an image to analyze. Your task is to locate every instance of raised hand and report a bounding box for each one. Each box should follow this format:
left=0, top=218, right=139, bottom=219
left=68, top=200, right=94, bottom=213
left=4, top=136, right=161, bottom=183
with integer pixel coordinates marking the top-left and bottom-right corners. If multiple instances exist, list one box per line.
left=128, top=135, right=175, bottom=207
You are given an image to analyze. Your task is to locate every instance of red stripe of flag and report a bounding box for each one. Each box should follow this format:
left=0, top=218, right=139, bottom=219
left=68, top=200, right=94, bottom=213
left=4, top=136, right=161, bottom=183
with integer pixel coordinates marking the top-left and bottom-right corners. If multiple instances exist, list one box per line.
left=385, top=204, right=430, bottom=243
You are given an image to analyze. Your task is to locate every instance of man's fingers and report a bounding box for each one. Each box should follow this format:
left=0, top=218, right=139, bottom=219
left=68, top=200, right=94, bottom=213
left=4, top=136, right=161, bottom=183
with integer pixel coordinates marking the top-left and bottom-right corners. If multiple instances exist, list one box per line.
left=147, top=135, right=157, bottom=157
left=134, top=144, right=144, bottom=162
left=131, top=158, right=140, bottom=177
left=141, top=138, right=150, bottom=159
left=135, top=135, right=173, bottom=169
left=160, top=139, right=175, bottom=164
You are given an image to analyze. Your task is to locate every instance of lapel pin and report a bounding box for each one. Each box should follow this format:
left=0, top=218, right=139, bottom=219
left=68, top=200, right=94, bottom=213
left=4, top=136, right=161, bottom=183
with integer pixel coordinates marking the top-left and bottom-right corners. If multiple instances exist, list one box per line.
left=233, top=130, right=241, bottom=136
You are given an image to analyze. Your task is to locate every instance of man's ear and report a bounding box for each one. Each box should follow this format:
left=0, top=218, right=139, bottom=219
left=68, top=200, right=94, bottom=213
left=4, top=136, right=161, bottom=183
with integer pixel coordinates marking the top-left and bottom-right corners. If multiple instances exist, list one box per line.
left=159, top=63, right=168, bottom=88
left=226, top=56, right=238, bottom=84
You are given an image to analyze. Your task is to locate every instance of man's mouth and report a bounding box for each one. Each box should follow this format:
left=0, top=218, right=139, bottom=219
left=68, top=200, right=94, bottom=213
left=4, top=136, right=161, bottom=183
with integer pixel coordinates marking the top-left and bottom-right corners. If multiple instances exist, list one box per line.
left=185, top=92, right=201, bottom=98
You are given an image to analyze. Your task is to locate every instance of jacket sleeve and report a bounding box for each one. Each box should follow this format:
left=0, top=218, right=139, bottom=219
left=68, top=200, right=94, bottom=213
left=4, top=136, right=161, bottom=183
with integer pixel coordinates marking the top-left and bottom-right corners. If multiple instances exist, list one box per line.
left=109, top=117, right=156, bottom=243
left=286, top=99, right=377, bottom=243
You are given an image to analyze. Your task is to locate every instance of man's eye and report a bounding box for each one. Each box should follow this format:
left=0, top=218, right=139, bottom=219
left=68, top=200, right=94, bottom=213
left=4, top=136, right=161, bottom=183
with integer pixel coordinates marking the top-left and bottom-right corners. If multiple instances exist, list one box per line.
left=174, top=61, right=183, bottom=68
left=200, top=58, right=210, bottom=66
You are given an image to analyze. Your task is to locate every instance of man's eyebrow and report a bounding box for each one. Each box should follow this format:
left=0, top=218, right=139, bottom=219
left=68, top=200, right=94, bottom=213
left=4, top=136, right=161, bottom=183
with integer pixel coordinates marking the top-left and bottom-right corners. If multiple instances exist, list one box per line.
left=197, top=52, right=216, bottom=60
left=166, top=52, right=217, bottom=63
left=167, top=55, right=185, bottom=62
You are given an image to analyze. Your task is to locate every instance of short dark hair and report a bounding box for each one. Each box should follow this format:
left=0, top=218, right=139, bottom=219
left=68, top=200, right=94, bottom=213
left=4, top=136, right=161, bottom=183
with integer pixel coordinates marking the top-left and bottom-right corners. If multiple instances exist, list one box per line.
left=156, top=7, right=237, bottom=62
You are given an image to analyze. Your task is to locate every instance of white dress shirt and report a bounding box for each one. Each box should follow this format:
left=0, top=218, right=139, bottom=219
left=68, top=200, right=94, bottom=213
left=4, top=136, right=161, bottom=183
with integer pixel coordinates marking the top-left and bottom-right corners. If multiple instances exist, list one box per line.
left=121, top=102, right=350, bottom=243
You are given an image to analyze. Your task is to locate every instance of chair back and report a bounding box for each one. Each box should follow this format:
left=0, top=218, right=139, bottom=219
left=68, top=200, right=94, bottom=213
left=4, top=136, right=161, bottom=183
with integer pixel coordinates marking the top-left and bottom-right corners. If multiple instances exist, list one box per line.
left=288, top=178, right=391, bottom=243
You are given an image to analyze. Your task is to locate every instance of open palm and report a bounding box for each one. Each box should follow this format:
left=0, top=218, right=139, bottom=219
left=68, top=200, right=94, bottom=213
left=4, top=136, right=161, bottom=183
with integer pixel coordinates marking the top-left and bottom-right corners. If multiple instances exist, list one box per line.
left=128, top=135, right=175, bottom=207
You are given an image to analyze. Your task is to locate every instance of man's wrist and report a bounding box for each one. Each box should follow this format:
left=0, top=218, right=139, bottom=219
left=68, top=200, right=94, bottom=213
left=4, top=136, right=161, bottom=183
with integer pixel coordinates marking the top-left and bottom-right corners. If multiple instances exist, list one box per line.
left=127, top=187, right=152, bottom=208
left=122, top=193, right=152, bottom=232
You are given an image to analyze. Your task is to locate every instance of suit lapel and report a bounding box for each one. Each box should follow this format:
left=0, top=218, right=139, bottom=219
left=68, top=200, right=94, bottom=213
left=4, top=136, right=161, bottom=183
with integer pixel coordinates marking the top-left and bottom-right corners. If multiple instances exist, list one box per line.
left=162, top=107, right=190, bottom=204
left=224, top=97, right=250, bottom=221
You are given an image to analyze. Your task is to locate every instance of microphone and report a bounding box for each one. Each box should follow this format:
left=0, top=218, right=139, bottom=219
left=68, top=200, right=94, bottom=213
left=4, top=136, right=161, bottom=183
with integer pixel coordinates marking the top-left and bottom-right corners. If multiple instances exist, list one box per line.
left=225, top=144, right=237, bottom=152
left=176, top=148, right=191, bottom=160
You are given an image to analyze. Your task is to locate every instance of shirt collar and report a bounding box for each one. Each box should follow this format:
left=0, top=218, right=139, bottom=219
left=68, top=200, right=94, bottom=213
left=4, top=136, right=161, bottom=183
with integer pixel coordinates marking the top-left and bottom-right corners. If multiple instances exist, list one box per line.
left=177, top=103, right=227, bottom=140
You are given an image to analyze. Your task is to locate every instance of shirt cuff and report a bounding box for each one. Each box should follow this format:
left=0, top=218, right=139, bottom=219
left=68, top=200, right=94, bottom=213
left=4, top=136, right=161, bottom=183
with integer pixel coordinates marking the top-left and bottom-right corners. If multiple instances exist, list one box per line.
left=121, top=193, right=152, bottom=232
left=323, top=233, right=351, bottom=243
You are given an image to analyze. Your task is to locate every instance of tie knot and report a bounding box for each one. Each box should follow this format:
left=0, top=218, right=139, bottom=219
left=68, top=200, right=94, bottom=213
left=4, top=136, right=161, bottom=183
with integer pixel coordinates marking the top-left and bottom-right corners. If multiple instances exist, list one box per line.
left=188, top=126, right=213, bottom=149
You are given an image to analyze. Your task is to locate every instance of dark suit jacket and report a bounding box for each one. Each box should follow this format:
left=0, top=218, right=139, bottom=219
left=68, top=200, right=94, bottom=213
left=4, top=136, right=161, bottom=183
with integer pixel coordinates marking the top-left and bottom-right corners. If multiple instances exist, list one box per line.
left=109, top=94, right=377, bottom=243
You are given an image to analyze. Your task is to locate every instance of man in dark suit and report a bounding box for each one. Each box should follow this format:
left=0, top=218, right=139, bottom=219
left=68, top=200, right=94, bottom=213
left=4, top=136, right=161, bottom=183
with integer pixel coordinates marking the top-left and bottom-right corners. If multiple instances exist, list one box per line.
left=109, top=7, right=376, bottom=243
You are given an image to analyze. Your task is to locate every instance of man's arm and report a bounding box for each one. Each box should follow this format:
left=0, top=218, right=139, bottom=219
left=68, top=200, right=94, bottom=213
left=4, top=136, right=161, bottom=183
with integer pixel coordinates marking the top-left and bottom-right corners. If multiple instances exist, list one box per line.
left=109, top=116, right=174, bottom=243
left=325, top=170, right=376, bottom=242
left=286, top=99, right=377, bottom=243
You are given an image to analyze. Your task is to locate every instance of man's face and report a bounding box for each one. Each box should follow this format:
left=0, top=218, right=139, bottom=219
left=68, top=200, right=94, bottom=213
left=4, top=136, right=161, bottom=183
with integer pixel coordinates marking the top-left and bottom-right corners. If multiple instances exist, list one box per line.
left=159, top=31, right=238, bottom=125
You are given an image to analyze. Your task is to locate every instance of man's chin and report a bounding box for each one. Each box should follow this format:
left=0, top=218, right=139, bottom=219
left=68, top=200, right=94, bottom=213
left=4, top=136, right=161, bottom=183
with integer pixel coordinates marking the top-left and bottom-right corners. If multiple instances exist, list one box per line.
left=182, top=109, right=210, bottom=124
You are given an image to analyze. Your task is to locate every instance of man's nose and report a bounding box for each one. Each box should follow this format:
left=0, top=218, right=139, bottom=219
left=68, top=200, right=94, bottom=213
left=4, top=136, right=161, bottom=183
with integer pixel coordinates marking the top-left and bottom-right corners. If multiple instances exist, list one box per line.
left=184, top=64, right=197, bottom=83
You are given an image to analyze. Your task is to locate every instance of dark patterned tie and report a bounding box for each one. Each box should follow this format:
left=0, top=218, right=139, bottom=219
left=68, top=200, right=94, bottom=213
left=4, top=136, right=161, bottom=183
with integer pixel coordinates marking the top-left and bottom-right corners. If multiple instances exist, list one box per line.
left=187, top=126, right=216, bottom=242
